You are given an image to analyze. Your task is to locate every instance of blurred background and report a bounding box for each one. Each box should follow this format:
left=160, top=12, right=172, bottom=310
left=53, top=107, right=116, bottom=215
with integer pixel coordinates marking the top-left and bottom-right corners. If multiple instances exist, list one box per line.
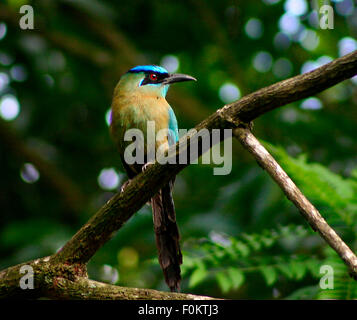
left=0, top=0, right=357, bottom=299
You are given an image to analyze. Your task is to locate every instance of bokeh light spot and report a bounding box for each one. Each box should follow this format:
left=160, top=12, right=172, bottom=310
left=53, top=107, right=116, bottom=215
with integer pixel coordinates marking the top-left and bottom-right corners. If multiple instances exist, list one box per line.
left=20, top=163, right=40, bottom=184
left=99, top=264, right=119, bottom=284
left=160, top=55, right=179, bottom=73
left=338, top=37, right=357, bottom=57
left=0, top=94, right=20, bottom=121
left=281, top=108, right=298, bottom=123
left=0, top=52, right=13, bottom=66
left=0, top=72, right=9, bottom=92
left=284, top=0, right=308, bottom=16
left=0, top=23, right=7, bottom=41
left=98, top=167, right=120, bottom=190
left=209, top=231, right=231, bottom=247
left=253, top=51, right=273, bottom=73
left=274, top=32, right=291, bottom=50
left=300, top=97, right=322, bottom=110
left=118, top=247, right=139, bottom=269
left=10, top=65, right=27, bottom=82
left=273, top=58, right=292, bottom=78
left=245, top=18, right=263, bottom=39
left=316, top=55, right=333, bottom=67
left=308, top=10, right=319, bottom=28
left=278, top=13, right=300, bottom=35
left=336, top=0, right=354, bottom=16
left=301, top=60, right=319, bottom=74
left=105, top=108, right=112, bottom=127
left=219, top=82, right=241, bottom=103
left=351, top=75, right=357, bottom=85
left=299, top=29, right=319, bottom=51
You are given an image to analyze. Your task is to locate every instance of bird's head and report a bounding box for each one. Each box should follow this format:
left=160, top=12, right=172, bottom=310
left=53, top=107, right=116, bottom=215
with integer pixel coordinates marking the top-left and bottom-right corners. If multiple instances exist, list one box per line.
left=117, top=65, right=196, bottom=98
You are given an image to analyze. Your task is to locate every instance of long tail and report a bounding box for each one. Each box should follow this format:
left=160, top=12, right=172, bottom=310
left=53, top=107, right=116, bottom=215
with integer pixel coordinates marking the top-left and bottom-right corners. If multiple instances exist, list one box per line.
left=151, top=180, right=182, bottom=292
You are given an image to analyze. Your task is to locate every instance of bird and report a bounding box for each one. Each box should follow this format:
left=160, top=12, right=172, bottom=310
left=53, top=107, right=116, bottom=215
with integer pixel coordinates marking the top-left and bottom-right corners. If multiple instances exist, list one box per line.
left=110, top=65, right=196, bottom=291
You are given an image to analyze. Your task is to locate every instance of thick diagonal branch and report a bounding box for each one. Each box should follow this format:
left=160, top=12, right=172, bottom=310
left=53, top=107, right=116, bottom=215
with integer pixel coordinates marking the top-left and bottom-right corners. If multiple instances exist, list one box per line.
left=52, top=50, right=357, bottom=266
left=233, top=126, right=357, bottom=278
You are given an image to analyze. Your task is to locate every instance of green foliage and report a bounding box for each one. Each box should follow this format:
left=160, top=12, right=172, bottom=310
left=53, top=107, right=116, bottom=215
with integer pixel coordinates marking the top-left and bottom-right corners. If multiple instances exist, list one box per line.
left=188, top=261, right=208, bottom=288
left=317, top=248, right=357, bottom=300
left=182, top=224, right=322, bottom=294
left=285, top=285, right=319, bottom=300
left=264, top=142, right=357, bottom=227
left=181, top=146, right=357, bottom=298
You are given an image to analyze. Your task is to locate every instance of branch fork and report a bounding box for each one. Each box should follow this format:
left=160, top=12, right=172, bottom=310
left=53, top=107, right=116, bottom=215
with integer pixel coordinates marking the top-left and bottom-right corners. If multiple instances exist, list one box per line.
left=1, top=51, right=357, bottom=299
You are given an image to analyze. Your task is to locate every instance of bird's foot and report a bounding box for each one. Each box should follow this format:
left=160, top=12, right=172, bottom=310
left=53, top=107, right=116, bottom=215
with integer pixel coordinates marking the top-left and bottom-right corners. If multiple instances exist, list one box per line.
left=142, top=162, right=155, bottom=206
left=120, top=179, right=131, bottom=193
left=142, top=161, right=154, bottom=172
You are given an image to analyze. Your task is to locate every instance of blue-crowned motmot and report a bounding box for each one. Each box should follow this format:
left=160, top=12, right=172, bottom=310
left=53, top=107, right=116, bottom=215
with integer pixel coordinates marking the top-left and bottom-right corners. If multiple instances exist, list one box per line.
left=110, top=65, right=196, bottom=291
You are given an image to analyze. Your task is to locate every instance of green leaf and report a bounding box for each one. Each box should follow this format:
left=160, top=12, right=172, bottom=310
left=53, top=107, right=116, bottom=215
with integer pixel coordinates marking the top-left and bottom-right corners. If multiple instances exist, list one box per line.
left=241, top=234, right=261, bottom=251
left=278, top=263, right=294, bottom=279
left=260, top=236, right=275, bottom=247
left=351, top=168, right=357, bottom=180
left=306, top=259, right=321, bottom=278
left=227, top=267, right=245, bottom=290
left=234, top=241, right=250, bottom=257
left=181, top=255, right=195, bottom=276
left=290, top=261, right=307, bottom=280
left=224, top=245, right=239, bottom=260
left=188, top=267, right=208, bottom=288
left=216, top=271, right=231, bottom=293
left=260, top=266, right=278, bottom=286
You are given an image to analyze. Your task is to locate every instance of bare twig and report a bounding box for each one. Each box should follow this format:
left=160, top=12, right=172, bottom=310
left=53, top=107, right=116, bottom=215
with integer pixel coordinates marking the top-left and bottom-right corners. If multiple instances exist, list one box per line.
left=233, top=126, right=357, bottom=278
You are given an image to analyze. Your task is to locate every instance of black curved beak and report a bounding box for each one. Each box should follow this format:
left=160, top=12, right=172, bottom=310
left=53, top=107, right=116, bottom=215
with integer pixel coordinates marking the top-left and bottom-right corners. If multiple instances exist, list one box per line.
left=162, top=73, right=197, bottom=85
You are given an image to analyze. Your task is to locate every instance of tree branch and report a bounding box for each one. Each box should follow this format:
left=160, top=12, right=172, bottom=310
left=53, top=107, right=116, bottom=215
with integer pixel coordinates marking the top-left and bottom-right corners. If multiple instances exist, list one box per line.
left=1, top=51, right=357, bottom=299
left=0, top=257, right=213, bottom=300
left=233, top=126, right=357, bottom=278
left=52, top=50, right=357, bottom=265
left=46, top=278, right=215, bottom=300
left=223, top=50, right=357, bottom=123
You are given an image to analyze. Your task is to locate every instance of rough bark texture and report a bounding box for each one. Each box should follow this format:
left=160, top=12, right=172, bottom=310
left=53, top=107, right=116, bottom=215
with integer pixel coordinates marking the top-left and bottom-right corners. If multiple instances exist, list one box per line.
left=46, top=278, right=214, bottom=300
left=0, top=51, right=357, bottom=299
left=0, top=257, right=213, bottom=300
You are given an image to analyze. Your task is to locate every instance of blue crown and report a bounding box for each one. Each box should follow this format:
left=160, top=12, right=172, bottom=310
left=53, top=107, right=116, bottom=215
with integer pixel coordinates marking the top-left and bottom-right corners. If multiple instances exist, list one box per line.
left=128, top=65, right=168, bottom=74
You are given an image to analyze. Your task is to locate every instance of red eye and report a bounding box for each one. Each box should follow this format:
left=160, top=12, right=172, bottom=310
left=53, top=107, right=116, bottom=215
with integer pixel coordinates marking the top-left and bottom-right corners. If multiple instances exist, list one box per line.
left=149, top=73, right=157, bottom=81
